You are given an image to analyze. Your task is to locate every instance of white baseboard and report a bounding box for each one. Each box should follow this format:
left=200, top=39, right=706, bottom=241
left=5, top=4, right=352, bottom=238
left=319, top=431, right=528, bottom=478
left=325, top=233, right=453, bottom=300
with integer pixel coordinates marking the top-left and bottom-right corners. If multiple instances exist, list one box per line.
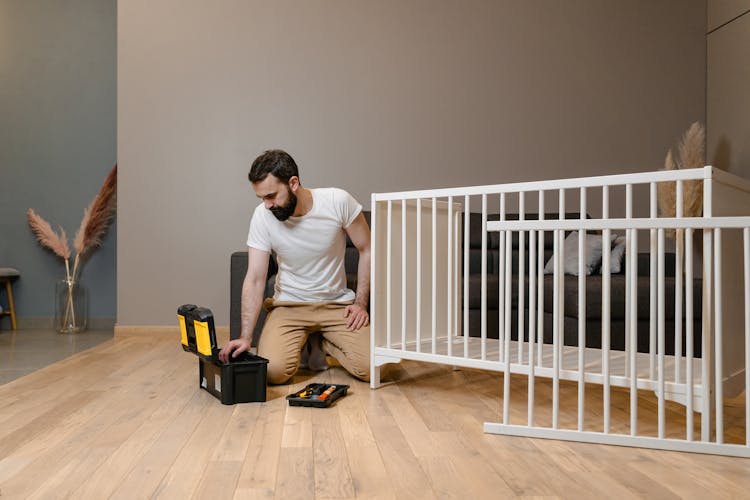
left=13, top=317, right=115, bottom=330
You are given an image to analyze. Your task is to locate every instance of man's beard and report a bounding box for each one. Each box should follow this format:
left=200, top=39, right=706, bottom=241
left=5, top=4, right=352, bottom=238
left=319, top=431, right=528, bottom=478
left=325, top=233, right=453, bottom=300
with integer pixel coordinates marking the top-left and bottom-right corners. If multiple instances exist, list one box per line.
left=270, top=189, right=298, bottom=221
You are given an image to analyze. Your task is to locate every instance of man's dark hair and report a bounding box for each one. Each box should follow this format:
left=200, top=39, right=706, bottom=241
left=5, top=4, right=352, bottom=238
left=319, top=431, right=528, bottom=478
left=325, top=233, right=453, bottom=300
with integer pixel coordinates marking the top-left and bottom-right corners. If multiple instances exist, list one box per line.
left=248, top=149, right=299, bottom=184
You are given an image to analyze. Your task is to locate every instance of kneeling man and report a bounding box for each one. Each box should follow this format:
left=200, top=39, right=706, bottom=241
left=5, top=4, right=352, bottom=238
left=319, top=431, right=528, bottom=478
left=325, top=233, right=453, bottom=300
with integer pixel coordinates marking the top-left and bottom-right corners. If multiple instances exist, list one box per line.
left=219, top=150, right=370, bottom=384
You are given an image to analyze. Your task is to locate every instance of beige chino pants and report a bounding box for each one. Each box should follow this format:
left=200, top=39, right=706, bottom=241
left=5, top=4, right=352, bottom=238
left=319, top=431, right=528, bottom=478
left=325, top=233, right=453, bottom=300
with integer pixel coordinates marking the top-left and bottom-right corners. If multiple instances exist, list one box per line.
left=257, top=299, right=370, bottom=384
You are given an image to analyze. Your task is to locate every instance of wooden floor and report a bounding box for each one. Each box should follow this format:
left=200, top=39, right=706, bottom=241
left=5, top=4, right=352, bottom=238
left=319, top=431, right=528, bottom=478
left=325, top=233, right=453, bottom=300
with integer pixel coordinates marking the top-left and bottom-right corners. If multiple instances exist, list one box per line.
left=0, top=328, right=113, bottom=384
left=1, top=333, right=749, bottom=499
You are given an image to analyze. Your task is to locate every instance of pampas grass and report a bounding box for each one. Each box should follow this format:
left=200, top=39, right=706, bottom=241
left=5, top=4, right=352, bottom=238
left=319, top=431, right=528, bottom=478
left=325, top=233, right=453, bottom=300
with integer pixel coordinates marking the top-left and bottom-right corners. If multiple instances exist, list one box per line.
left=657, top=122, right=705, bottom=239
left=27, top=208, right=73, bottom=281
left=27, top=209, right=71, bottom=262
left=72, top=164, right=117, bottom=281
left=657, top=122, right=705, bottom=218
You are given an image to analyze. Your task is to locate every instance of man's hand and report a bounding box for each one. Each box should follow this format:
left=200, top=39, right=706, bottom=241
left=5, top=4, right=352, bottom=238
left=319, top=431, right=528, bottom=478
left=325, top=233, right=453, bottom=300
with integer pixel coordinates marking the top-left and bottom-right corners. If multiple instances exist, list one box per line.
left=344, top=303, right=369, bottom=331
left=219, top=337, right=252, bottom=363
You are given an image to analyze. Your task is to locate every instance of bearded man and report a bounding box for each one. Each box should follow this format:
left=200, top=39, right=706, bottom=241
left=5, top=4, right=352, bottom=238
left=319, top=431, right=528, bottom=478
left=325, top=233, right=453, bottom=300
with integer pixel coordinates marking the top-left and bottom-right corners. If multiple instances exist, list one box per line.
left=219, top=149, right=370, bottom=384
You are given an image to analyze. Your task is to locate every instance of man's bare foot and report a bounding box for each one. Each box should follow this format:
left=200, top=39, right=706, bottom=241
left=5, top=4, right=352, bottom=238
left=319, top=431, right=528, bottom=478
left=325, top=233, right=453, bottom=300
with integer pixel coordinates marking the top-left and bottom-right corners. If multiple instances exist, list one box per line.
left=299, top=334, right=329, bottom=371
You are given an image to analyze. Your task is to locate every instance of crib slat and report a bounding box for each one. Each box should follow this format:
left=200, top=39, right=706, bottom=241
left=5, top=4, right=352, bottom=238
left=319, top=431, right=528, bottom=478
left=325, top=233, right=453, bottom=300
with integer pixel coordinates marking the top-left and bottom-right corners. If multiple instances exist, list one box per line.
left=552, top=226, right=561, bottom=430
left=499, top=194, right=506, bottom=363
left=518, top=192, right=526, bottom=364
left=370, top=197, right=378, bottom=388
left=686, top=227, right=694, bottom=441
left=402, top=199, right=406, bottom=351
left=504, top=229, right=513, bottom=363
left=455, top=209, right=461, bottom=343
left=658, top=228, right=666, bottom=439
left=744, top=227, right=750, bottom=446
left=537, top=192, right=545, bottom=366
left=432, top=198, right=437, bottom=355
left=625, top=184, right=632, bottom=379
left=578, top=188, right=587, bottom=431
left=602, top=186, right=611, bottom=433
left=701, top=177, right=712, bottom=443
left=387, top=200, right=392, bottom=349
left=701, top=227, right=712, bottom=442
left=714, top=227, right=723, bottom=444
left=650, top=183, right=657, bottom=380
left=463, top=196, right=469, bottom=359
left=630, top=229, right=639, bottom=436
left=675, top=182, right=684, bottom=384
left=503, top=230, right=512, bottom=424
left=558, top=190, right=566, bottom=371
left=528, top=228, right=536, bottom=426
left=481, top=194, right=487, bottom=360
left=417, top=198, right=422, bottom=352
left=447, top=196, right=453, bottom=358
left=675, top=233, right=684, bottom=384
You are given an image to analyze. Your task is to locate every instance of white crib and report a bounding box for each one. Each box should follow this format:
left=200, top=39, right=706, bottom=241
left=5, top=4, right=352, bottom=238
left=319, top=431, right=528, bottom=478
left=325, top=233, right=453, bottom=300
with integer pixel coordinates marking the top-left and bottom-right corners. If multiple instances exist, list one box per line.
left=369, top=166, right=750, bottom=458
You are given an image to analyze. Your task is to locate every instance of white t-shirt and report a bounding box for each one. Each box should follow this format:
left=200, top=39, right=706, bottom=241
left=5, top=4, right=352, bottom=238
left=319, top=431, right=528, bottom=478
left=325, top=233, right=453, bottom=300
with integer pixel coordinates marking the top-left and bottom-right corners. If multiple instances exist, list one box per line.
left=246, top=187, right=362, bottom=302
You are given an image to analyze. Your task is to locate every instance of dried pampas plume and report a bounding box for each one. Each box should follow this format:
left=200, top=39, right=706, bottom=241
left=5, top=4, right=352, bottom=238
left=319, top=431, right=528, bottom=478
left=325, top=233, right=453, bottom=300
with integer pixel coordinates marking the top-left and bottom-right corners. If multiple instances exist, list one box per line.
left=74, top=164, right=117, bottom=257
left=72, top=164, right=117, bottom=279
left=657, top=122, right=705, bottom=238
left=27, top=208, right=73, bottom=281
left=27, top=209, right=71, bottom=261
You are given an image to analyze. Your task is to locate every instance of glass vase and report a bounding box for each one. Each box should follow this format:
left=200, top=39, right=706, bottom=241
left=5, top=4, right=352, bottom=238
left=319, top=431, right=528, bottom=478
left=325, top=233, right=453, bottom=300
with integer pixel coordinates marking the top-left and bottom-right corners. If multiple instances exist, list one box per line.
left=55, top=278, right=87, bottom=333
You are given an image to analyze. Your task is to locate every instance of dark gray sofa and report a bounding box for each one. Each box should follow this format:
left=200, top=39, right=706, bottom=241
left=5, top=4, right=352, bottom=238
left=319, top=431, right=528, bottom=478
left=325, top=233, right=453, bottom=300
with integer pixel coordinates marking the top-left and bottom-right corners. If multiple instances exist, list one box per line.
left=466, top=212, right=703, bottom=356
left=230, top=210, right=702, bottom=356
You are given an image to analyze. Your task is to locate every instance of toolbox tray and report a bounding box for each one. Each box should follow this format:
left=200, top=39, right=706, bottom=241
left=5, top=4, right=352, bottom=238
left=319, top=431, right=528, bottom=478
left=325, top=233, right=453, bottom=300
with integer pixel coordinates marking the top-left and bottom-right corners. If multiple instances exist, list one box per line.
left=286, top=383, right=349, bottom=408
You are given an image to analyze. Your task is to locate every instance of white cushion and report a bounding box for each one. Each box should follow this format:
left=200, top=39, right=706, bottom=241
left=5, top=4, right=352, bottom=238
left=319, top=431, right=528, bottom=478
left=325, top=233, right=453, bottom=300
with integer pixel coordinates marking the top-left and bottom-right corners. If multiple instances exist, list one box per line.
left=544, top=231, right=614, bottom=276
left=609, top=235, right=627, bottom=273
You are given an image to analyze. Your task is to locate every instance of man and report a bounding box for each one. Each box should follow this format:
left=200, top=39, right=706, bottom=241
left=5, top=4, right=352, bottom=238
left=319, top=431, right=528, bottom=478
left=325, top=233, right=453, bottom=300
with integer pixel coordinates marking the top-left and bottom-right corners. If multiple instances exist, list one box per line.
left=218, top=149, right=371, bottom=384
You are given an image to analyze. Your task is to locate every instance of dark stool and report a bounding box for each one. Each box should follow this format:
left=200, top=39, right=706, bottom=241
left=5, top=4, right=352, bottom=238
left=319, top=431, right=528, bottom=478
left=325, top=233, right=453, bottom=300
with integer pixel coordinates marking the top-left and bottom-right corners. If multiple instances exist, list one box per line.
left=0, top=268, right=20, bottom=330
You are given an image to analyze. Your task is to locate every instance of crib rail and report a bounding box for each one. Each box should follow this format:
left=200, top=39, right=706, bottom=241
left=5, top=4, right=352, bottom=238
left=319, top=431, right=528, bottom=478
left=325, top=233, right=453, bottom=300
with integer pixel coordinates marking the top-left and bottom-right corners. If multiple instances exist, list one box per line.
left=370, top=166, right=750, bottom=457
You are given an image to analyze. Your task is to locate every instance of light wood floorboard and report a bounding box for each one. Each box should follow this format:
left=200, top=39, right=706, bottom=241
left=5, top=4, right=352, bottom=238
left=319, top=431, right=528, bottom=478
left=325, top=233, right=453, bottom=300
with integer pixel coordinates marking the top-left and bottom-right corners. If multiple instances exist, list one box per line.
left=0, top=333, right=748, bottom=499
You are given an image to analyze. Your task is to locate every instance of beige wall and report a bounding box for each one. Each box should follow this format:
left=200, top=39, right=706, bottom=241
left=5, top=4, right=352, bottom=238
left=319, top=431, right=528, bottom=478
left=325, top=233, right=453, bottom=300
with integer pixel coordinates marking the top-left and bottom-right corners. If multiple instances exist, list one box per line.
left=118, top=0, right=706, bottom=326
left=707, top=0, right=750, bottom=31
left=707, top=1, right=750, bottom=177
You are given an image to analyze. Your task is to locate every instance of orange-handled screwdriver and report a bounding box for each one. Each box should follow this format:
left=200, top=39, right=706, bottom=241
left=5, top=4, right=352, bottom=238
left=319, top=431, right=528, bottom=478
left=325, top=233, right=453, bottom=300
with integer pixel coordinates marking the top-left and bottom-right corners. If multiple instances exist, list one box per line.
left=317, top=385, right=337, bottom=401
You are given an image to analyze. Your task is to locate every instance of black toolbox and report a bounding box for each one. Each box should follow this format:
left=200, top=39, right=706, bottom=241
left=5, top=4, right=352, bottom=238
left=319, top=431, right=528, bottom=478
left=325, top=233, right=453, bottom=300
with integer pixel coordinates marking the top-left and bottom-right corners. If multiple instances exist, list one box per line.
left=178, top=304, right=268, bottom=404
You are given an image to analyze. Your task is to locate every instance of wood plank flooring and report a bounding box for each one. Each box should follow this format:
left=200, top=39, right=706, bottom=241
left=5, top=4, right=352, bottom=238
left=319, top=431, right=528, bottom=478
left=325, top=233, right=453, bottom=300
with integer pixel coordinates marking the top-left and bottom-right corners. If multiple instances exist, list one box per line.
left=0, top=332, right=749, bottom=499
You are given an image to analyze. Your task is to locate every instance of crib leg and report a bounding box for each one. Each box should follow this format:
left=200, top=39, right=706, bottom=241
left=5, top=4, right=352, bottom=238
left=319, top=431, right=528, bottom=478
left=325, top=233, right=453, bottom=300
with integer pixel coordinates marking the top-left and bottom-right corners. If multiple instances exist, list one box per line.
left=371, top=365, right=381, bottom=389
left=370, top=355, right=402, bottom=389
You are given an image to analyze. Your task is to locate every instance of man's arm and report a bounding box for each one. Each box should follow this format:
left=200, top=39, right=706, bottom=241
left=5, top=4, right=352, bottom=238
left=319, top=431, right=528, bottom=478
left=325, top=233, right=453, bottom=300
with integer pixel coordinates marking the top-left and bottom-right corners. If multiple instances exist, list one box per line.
left=218, top=247, right=270, bottom=362
left=344, top=212, right=370, bottom=331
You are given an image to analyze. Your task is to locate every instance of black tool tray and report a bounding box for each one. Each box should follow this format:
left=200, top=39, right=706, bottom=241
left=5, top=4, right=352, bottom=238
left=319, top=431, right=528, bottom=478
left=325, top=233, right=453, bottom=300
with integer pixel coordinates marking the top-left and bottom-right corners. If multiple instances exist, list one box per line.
left=286, top=383, right=349, bottom=408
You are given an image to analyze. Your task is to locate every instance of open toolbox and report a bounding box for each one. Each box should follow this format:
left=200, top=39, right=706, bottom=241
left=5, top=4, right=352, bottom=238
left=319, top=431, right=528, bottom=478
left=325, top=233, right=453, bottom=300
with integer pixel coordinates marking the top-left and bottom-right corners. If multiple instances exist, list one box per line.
left=178, top=304, right=268, bottom=404
left=286, top=383, right=350, bottom=408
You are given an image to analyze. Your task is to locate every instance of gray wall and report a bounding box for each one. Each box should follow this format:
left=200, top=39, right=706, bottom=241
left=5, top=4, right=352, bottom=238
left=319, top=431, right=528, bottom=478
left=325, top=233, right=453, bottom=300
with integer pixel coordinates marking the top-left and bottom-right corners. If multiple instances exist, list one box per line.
left=707, top=1, right=750, bottom=177
left=119, top=0, right=706, bottom=327
left=0, top=0, right=117, bottom=326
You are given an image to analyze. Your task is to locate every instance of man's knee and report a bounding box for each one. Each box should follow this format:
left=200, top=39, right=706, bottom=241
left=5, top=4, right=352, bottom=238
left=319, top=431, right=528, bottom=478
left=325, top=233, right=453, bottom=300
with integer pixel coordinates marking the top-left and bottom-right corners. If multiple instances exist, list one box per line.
left=266, top=359, right=296, bottom=385
left=321, top=338, right=370, bottom=382
left=352, top=366, right=370, bottom=383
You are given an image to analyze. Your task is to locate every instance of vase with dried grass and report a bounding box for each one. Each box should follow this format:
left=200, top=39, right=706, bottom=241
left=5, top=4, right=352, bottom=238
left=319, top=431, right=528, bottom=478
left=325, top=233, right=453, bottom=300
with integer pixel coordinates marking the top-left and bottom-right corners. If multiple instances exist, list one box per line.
left=27, top=165, right=117, bottom=333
